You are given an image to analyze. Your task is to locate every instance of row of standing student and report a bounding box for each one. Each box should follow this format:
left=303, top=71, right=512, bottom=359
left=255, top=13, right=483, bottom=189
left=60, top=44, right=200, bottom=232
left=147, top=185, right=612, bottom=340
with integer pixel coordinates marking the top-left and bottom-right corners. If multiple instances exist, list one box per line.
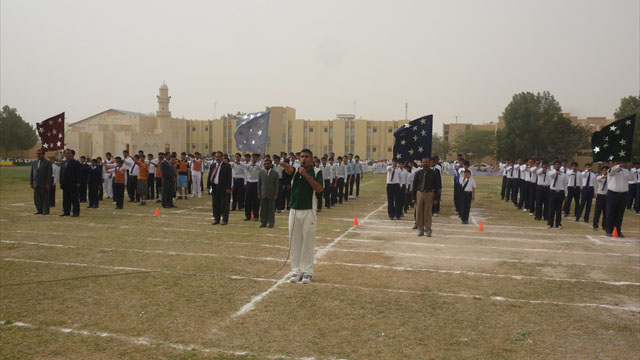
left=500, top=159, right=639, bottom=237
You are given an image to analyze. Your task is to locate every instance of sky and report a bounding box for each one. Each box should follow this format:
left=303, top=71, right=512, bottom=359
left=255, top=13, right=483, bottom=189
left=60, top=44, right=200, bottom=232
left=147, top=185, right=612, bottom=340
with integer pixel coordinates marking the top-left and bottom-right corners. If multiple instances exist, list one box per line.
left=1, top=0, right=638, bottom=134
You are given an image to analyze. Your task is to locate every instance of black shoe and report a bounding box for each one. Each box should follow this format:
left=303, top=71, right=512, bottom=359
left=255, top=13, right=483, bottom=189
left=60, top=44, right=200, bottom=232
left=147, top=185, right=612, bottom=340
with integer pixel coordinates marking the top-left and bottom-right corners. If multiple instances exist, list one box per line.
left=60, top=213, right=70, bottom=217
left=71, top=214, right=79, bottom=217
left=212, top=221, right=220, bottom=225
left=244, top=218, right=251, bottom=221
left=277, top=210, right=281, bottom=213
left=221, top=221, right=228, bottom=226
left=268, top=224, right=274, bottom=228
left=259, top=224, right=266, bottom=228
left=34, top=212, right=43, bottom=215
left=618, top=233, right=625, bottom=238
left=412, top=225, right=417, bottom=230
left=116, top=207, right=123, bottom=210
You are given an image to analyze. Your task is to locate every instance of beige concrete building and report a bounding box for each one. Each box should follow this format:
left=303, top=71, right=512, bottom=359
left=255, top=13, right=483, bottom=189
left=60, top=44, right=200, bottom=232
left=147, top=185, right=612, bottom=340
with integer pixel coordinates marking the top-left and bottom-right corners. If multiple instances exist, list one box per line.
left=67, top=83, right=409, bottom=159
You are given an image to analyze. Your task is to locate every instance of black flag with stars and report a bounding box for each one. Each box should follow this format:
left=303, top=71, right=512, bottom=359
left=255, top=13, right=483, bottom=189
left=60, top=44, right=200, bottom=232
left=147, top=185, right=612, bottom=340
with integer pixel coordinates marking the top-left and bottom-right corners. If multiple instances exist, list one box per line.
left=393, top=114, right=433, bottom=162
left=591, top=114, right=635, bottom=162
left=234, top=111, right=270, bottom=154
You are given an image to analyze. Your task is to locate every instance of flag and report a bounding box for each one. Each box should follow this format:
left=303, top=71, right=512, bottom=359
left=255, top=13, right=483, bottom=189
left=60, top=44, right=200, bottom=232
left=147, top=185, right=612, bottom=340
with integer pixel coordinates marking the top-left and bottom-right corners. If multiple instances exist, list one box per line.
left=393, top=114, right=433, bottom=162
left=36, top=112, right=65, bottom=152
left=234, top=111, right=270, bottom=154
left=591, top=114, right=635, bottom=162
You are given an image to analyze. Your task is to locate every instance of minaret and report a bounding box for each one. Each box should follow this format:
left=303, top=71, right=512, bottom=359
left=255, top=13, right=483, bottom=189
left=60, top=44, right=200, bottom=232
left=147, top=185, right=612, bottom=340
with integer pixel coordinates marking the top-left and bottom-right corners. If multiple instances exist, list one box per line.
left=156, top=81, right=171, bottom=117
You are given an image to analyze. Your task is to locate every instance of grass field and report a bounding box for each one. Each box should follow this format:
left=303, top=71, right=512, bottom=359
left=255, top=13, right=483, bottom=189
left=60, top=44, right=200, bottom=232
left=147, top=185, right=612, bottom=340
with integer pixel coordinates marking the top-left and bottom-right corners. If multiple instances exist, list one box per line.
left=1, top=166, right=639, bottom=359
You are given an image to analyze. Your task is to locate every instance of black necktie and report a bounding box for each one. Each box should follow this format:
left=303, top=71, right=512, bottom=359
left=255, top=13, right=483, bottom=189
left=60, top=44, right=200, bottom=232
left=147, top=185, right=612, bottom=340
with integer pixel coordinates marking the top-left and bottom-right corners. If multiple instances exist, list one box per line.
left=542, top=172, right=546, bottom=183
left=586, top=173, right=590, bottom=187
left=391, top=168, right=396, bottom=182
left=553, top=173, right=558, bottom=187
left=602, top=179, right=607, bottom=191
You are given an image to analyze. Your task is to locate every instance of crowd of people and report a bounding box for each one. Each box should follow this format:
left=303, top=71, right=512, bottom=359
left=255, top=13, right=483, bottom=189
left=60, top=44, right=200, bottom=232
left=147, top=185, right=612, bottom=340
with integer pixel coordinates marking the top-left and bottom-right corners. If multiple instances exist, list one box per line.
left=499, top=158, right=640, bottom=237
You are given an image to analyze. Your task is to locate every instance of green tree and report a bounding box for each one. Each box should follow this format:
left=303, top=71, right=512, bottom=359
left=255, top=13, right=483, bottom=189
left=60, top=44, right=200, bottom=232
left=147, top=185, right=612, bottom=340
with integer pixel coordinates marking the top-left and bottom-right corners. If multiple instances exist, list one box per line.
left=431, top=133, right=450, bottom=159
left=454, top=129, right=495, bottom=163
left=496, top=91, right=589, bottom=161
left=0, top=106, right=38, bottom=157
left=613, top=95, right=640, bottom=160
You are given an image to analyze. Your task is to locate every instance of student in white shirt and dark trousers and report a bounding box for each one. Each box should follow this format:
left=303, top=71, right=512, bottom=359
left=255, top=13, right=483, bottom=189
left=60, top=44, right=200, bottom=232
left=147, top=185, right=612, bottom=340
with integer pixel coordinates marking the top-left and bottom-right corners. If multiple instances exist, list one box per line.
left=626, top=162, right=639, bottom=212
left=605, top=162, right=635, bottom=237
left=592, top=167, right=608, bottom=231
left=459, top=170, right=476, bottom=224
left=386, top=160, right=402, bottom=220
left=534, top=161, right=551, bottom=221
left=563, top=162, right=581, bottom=217
left=547, top=160, right=568, bottom=229
left=575, top=163, right=595, bottom=223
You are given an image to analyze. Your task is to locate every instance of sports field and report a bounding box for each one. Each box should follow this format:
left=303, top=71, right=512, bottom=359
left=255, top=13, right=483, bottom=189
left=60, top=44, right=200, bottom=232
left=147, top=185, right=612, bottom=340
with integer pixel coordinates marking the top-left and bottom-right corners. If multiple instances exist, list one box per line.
left=1, top=167, right=639, bottom=359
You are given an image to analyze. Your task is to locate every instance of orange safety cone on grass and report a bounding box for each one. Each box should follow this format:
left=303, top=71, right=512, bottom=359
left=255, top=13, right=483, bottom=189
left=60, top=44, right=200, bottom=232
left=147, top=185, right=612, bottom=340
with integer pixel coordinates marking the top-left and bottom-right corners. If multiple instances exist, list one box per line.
left=154, top=207, right=160, bottom=217
left=251, top=213, right=254, bottom=220
left=354, top=216, right=359, bottom=226
left=478, top=221, right=484, bottom=232
left=612, top=227, right=619, bottom=238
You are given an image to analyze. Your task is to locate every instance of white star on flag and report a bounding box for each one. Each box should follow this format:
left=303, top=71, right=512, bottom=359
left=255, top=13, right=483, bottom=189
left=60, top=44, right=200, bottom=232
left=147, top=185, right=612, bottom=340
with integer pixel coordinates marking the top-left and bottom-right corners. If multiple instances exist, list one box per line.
left=251, top=140, right=255, bottom=145
left=46, top=132, right=51, bottom=136
left=604, top=136, right=608, bottom=141
left=257, top=130, right=262, bottom=136
left=52, top=129, right=57, bottom=134
left=620, top=139, right=626, bottom=145
left=625, top=120, right=631, bottom=125
left=413, top=136, right=418, bottom=142
left=615, top=130, right=620, bottom=135
left=412, top=126, right=418, bottom=131
left=603, top=143, right=608, bottom=148
left=58, top=118, right=62, bottom=123
left=396, top=153, right=402, bottom=159
left=610, top=125, right=616, bottom=131
left=593, top=146, right=600, bottom=153
left=418, top=146, right=424, bottom=152
left=420, top=119, right=426, bottom=124
left=404, top=123, right=410, bottom=128
left=56, top=141, right=61, bottom=147
left=48, top=120, right=53, bottom=125
left=408, top=149, right=414, bottom=155
left=608, top=155, right=614, bottom=160
left=619, top=150, right=626, bottom=157
left=43, top=143, right=49, bottom=149
left=401, top=140, right=406, bottom=145
left=58, top=133, right=62, bottom=138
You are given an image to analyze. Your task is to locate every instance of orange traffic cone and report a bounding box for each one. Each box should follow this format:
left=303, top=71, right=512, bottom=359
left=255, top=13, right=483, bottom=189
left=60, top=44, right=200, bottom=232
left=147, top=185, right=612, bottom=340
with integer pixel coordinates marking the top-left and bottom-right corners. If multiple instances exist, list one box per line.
left=478, top=221, right=484, bottom=232
left=354, top=216, right=359, bottom=226
left=251, top=213, right=254, bottom=220
left=612, top=227, right=619, bottom=238
left=154, top=207, right=160, bottom=217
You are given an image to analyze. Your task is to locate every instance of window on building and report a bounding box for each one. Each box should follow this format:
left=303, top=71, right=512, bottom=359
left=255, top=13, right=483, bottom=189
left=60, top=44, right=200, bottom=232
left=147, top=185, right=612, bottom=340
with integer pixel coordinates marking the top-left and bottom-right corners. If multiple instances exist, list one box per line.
left=204, top=127, right=208, bottom=131
left=205, top=145, right=208, bottom=149
left=388, top=127, right=392, bottom=133
left=192, top=144, right=196, bottom=149
left=388, top=147, right=392, bottom=152
left=372, top=147, right=377, bottom=152
left=324, top=127, right=328, bottom=133
left=282, top=133, right=286, bottom=145
left=309, top=127, right=314, bottom=132
left=373, top=128, right=377, bottom=133
left=192, top=127, right=196, bottom=131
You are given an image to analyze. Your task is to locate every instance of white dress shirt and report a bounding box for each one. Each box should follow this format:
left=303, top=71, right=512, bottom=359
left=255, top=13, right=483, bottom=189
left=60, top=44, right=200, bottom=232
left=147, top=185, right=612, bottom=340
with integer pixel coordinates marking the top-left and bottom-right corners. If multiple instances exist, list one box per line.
left=386, top=166, right=400, bottom=184
left=607, top=165, right=635, bottom=193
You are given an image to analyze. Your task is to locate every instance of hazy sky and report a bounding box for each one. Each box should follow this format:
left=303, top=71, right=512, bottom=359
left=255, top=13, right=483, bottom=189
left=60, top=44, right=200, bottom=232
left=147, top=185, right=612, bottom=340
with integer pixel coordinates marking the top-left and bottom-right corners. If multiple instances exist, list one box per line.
left=1, top=0, right=638, bottom=133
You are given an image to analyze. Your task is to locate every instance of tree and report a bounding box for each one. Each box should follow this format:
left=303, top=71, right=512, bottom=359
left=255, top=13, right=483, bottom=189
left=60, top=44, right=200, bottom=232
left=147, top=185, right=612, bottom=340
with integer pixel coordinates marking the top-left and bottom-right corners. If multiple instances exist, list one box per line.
left=431, top=133, right=449, bottom=159
left=454, top=129, right=495, bottom=163
left=496, top=91, right=589, bottom=161
left=613, top=95, right=640, bottom=160
left=0, top=106, right=38, bottom=157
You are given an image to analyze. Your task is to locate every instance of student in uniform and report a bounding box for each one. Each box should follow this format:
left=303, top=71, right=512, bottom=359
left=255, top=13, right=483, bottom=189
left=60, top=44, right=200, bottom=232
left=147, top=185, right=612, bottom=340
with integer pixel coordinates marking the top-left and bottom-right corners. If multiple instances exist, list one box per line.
left=78, top=156, right=90, bottom=203
left=386, top=159, right=401, bottom=220
left=87, top=158, right=102, bottom=208
left=547, top=160, right=568, bottom=229
left=244, top=153, right=261, bottom=221
left=500, top=160, right=508, bottom=200
left=177, top=152, right=190, bottom=200
left=111, top=158, right=127, bottom=209
left=431, top=157, right=442, bottom=216
left=575, top=163, right=595, bottom=223
left=190, top=152, right=204, bottom=198
left=160, top=153, right=176, bottom=208
left=153, top=153, right=163, bottom=203
left=279, top=158, right=293, bottom=211
left=272, top=155, right=284, bottom=213
left=404, top=164, right=414, bottom=214
left=345, top=154, right=353, bottom=201
left=313, top=158, right=324, bottom=211
left=49, top=156, right=59, bottom=207
left=231, top=153, right=246, bottom=211
left=103, top=152, right=114, bottom=199
left=146, top=154, right=156, bottom=200
left=453, top=157, right=463, bottom=212
left=59, top=149, right=81, bottom=217
left=564, top=162, right=581, bottom=217
left=328, top=157, right=338, bottom=206
left=136, top=155, right=149, bottom=205
left=526, top=160, right=538, bottom=215
left=605, top=162, right=635, bottom=237
left=592, top=166, right=608, bottom=231
left=534, top=161, right=551, bottom=221
left=627, top=161, right=639, bottom=211
left=335, top=156, right=346, bottom=204
left=321, top=157, right=332, bottom=209
left=504, top=160, right=514, bottom=203
left=353, top=155, right=363, bottom=198
left=511, top=158, right=522, bottom=208
left=633, top=162, right=640, bottom=214
left=123, top=150, right=137, bottom=202
left=459, top=169, right=476, bottom=224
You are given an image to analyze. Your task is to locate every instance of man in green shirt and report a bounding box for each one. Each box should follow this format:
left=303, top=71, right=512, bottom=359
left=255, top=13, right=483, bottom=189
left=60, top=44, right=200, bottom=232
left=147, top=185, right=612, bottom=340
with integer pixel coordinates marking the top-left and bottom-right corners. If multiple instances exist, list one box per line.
left=281, top=148, right=324, bottom=284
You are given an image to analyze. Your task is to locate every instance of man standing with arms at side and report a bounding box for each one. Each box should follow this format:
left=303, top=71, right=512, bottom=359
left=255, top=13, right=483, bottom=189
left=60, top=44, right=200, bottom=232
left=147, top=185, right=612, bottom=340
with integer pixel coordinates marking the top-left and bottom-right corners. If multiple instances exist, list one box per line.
left=605, top=161, right=635, bottom=237
left=231, top=153, right=246, bottom=211
left=258, top=158, right=279, bottom=228
left=160, top=153, right=175, bottom=208
left=30, top=148, right=52, bottom=215
left=412, top=157, right=442, bottom=237
left=59, top=149, right=81, bottom=217
left=353, top=155, right=363, bottom=198
left=281, top=149, right=324, bottom=284
left=575, top=163, right=595, bottom=223
left=386, top=159, right=401, bottom=220
left=207, top=151, right=232, bottom=225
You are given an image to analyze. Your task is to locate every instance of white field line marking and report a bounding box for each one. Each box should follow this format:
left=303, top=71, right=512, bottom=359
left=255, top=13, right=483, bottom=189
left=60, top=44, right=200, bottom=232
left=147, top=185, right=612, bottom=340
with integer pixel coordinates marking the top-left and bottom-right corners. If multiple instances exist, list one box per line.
left=317, top=260, right=640, bottom=286
left=313, top=283, right=640, bottom=313
left=470, top=214, right=479, bottom=227
left=0, top=320, right=305, bottom=360
left=586, top=235, right=603, bottom=245
left=343, top=238, right=640, bottom=257
left=0, top=258, right=278, bottom=283
left=330, top=248, right=637, bottom=269
left=576, top=219, right=640, bottom=236
left=2, top=230, right=91, bottom=237
left=359, top=181, right=374, bottom=187
left=230, top=202, right=387, bottom=319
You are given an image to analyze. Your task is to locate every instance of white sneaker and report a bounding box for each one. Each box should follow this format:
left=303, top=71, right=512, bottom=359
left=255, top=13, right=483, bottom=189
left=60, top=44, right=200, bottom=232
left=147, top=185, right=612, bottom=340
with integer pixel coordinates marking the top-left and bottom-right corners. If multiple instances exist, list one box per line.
left=301, top=274, right=312, bottom=284
left=433, top=213, right=439, bottom=217
left=289, top=273, right=302, bottom=283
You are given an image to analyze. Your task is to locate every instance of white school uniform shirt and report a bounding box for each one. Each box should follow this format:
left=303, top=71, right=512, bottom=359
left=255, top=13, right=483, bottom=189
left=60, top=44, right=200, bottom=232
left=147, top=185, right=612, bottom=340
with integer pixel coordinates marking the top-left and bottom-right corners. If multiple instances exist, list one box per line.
left=461, top=177, right=476, bottom=192
left=548, top=168, right=568, bottom=196
left=607, top=165, right=635, bottom=193
left=335, top=162, right=346, bottom=178
left=536, top=168, right=552, bottom=186
left=505, top=165, right=513, bottom=179
left=519, top=164, right=528, bottom=181
left=398, top=168, right=408, bottom=187
left=147, top=159, right=156, bottom=174
left=580, top=170, right=595, bottom=189
left=566, top=169, right=581, bottom=187
left=51, top=163, right=59, bottom=184
left=529, top=166, right=538, bottom=183
left=629, top=167, right=638, bottom=185
left=407, top=172, right=415, bottom=191
left=499, top=162, right=506, bottom=176
left=123, top=156, right=135, bottom=171
left=386, top=166, right=400, bottom=184
left=595, top=174, right=608, bottom=195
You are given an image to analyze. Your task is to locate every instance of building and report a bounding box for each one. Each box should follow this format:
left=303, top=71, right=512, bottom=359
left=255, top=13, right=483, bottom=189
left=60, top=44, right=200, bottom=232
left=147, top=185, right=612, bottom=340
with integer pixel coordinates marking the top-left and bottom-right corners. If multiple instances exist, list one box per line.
left=67, top=83, right=408, bottom=159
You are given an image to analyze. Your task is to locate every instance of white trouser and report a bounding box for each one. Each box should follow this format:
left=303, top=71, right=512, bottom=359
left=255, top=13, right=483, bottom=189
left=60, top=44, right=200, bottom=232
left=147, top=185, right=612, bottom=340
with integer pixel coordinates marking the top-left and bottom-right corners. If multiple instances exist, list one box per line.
left=103, top=176, right=113, bottom=198
left=191, top=172, right=202, bottom=197
left=289, top=209, right=317, bottom=276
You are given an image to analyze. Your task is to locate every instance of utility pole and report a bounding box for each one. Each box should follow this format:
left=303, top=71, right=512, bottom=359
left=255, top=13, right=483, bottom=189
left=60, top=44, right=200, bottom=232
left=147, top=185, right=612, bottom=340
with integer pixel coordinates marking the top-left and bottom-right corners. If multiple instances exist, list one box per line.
left=405, top=102, right=408, bottom=121
left=213, top=102, right=217, bottom=119
left=455, top=115, right=461, bottom=124
left=353, top=100, right=356, bottom=117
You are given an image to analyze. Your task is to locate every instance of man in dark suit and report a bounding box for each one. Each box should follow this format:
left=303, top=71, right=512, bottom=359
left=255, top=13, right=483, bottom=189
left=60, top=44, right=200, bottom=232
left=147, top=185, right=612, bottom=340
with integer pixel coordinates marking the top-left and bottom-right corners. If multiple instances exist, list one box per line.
left=30, top=148, right=52, bottom=215
left=207, top=151, right=232, bottom=225
left=78, top=156, right=90, bottom=203
left=159, top=152, right=175, bottom=208
left=87, top=158, right=102, bottom=208
left=59, top=149, right=81, bottom=217
left=258, top=158, right=279, bottom=228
